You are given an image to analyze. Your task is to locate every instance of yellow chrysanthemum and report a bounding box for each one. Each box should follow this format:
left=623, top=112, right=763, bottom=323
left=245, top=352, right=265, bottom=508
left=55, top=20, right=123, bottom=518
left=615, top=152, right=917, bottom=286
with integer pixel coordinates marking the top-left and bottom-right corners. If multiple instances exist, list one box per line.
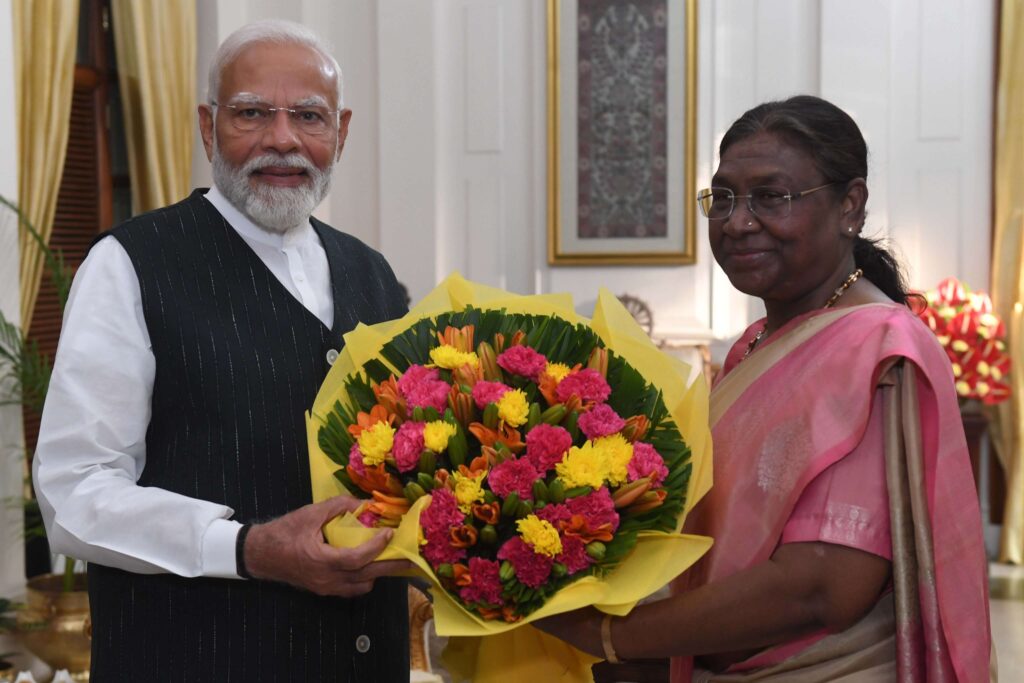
left=955, top=380, right=971, bottom=396
left=496, top=389, right=529, bottom=427
left=593, top=434, right=634, bottom=486
left=544, top=362, right=572, bottom=383
left=452, top=469, right=487, bottom=513
left=950, top=339, right=969, bottom=353
left=516, top=515, right=563, bottom=557
left=357, top=421, right=395, bottom=466
left=555, top=442, right=608, bottom=489
left=424, top=420, right=457, bottom=452
left=430, top=344, right=480, bottom=370
left=977, top=361, right=991, bottom=377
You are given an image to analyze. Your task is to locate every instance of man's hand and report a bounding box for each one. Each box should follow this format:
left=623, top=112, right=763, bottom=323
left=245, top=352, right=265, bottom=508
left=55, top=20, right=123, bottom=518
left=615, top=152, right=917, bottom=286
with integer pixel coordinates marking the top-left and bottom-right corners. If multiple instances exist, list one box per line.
left=243, top=495, right=411, bottom=597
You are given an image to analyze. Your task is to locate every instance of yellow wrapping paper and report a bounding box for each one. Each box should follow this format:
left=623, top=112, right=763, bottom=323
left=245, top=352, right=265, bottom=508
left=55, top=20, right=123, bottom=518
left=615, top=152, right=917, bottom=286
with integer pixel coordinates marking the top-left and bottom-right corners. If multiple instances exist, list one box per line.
left=307, top=274, right=713, bottom=682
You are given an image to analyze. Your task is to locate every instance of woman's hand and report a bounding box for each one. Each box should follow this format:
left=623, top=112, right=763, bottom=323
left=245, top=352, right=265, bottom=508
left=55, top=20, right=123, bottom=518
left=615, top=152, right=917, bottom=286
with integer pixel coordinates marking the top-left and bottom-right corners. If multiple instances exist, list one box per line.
left=534, top=606, right=605, bottom=658
left=534, top=541, right=891, bottom=663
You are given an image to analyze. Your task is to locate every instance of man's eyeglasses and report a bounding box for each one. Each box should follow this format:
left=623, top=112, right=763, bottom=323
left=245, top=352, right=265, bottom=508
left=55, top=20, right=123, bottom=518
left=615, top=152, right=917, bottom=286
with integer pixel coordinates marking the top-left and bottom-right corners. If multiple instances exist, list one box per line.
left=211, top=101, right=339, bottom=136
left=696, top=183, right=837, bottom=220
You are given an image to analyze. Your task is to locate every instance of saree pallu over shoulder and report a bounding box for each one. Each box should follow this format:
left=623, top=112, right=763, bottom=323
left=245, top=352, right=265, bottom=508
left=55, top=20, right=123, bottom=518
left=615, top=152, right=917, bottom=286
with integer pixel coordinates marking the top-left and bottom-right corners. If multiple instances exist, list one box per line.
left=675, top=304, right=991, bottom=683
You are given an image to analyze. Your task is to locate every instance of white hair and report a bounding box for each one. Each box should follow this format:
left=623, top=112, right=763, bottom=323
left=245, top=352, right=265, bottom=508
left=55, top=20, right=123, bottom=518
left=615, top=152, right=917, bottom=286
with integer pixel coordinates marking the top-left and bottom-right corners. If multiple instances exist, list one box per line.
left=207, top=19, right=344, bottom=108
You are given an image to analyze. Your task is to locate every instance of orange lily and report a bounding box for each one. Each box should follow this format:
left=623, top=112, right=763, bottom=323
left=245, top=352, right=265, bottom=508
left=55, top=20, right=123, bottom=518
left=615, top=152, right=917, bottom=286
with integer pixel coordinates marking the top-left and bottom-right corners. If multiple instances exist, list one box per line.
left=560, top=514, right=614, bottom=543
left=587, top=347, right=608, bottom=378
left=478, top=604, right=521, bottom=623
left=625, top=489, right=668, bottom=515
left=346, top=463, right=404, bottom=496
left=472, top=502, right=500, bottom=525
left=450, top=525, right=479, bottom=549
left=476, top=341, right=501, bottom=381
left=448, top=386, right=476, bottom=427
left=621, top=414, right=651, bottom=442
left=347, top=404, right=395, bottom=438
left=366, top=490, right=411, bottom=525
left=438, top=324, right=475, bottom=353
left=468, top=422, right=526, bottom=453
left=612, top=478, right=651, bottom=508
left=372, top=376, right=407, bottom=422
left=452, top=562, right=472, bottom=587
left=452, top=362, right=484, bottom=388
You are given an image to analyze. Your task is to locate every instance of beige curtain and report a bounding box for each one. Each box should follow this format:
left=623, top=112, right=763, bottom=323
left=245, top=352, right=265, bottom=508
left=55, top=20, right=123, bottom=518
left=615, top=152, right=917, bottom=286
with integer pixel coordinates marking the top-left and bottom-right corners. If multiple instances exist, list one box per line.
left=991, top=0, right=1024, bottom=564
left=111, top=0, right=195, bottom=213
left=13, top=0, right=79, bottom=330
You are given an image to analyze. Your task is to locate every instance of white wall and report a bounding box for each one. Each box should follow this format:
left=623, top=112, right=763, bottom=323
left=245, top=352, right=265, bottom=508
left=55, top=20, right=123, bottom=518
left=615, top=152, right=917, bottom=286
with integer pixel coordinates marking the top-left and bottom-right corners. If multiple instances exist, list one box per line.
left=189, top=0, right=994, bottom=354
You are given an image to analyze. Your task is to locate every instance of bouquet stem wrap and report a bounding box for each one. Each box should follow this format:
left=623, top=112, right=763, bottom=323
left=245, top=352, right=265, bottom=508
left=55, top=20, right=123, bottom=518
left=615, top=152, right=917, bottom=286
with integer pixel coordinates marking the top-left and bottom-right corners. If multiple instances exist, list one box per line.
left=307, top=274, right=713, bottom=682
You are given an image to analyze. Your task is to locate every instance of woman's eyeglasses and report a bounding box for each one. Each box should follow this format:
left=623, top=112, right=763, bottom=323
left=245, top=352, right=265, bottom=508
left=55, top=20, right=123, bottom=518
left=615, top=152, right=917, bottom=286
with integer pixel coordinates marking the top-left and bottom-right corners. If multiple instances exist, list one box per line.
left=696, top=183, right=837, bottom=220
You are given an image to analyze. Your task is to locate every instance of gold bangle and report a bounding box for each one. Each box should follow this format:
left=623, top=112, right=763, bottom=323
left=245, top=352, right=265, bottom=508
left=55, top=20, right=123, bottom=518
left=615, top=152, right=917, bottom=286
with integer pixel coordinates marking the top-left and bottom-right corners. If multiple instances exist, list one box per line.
left=601, top=613, right=621, bottom=664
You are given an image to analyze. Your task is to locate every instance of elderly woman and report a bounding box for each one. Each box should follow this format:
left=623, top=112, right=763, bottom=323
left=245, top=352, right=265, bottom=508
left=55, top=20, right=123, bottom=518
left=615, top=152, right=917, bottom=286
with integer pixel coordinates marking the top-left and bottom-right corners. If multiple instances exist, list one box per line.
left=539, top=96, right=992, bottom=681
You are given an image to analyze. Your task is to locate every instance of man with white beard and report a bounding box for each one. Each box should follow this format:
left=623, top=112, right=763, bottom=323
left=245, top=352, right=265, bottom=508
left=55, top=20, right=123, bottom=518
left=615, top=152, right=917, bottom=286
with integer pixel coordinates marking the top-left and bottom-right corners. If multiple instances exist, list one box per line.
left=34, top=20, right=411, bottom=681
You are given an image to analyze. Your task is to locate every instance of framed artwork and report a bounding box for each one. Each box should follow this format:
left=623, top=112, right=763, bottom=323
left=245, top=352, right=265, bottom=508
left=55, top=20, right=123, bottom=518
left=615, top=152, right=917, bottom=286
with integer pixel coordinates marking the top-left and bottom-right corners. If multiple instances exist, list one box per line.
left=547, top=0, right=698, bottom=265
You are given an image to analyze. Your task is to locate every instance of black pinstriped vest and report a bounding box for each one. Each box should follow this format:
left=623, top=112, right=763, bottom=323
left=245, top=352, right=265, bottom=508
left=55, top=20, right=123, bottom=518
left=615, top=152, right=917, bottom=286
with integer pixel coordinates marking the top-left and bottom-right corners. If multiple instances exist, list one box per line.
left=87, top=190, right=409, bottom=682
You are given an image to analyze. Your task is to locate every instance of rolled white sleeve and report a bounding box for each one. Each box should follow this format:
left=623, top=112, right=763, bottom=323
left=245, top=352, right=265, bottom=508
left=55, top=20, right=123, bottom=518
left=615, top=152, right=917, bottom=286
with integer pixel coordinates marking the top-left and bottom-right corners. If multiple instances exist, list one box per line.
left=33, top=237, right=242, bottom=579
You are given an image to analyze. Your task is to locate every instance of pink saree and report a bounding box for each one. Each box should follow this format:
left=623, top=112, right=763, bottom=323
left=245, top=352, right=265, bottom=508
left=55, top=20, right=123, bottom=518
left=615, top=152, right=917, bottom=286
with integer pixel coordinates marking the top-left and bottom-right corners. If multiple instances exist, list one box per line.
left=671, top=304, right=991, bottom=682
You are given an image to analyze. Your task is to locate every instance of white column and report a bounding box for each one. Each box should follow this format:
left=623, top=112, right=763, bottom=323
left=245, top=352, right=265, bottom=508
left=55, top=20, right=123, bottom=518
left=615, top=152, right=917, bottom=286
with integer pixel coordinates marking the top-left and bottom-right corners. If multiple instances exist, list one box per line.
left=0, top=0, right=26, bottom=602
left=377, top=0, right=439, bottom=300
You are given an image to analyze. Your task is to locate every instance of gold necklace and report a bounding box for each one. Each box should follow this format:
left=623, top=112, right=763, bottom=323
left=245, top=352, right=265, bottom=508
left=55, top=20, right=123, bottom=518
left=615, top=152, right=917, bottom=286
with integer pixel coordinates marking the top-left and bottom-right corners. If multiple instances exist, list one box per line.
left=742, top=268, right=863, bottom=360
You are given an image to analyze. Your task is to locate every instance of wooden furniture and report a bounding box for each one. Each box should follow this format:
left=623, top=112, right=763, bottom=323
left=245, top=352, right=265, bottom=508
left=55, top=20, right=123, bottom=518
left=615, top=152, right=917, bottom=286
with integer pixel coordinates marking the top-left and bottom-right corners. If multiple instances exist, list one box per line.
left=961, top=410, right=1006, bottom=526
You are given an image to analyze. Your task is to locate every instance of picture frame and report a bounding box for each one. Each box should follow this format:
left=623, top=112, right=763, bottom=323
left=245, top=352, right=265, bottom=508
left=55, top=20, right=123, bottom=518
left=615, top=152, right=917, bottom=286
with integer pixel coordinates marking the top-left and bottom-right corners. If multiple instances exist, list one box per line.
left=547, top=0, right=698, bottom=266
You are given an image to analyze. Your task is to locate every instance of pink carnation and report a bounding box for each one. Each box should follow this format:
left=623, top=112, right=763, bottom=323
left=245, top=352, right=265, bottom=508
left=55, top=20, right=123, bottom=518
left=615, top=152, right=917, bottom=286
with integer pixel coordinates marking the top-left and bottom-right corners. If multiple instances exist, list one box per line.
left=420, top=490, right=468, bottom=568
left=556, top=534, right=592, bottom=575
left=348, top=444, right=367, bottom=476
left=555, top=368, right=612, bottom=404
left=398, top=364, right=451, bottom=412
left=471, top=381, right=511, bottom=409
left=459, top=557, right=504, bottom=606
left=566, top=488, right=619, bottom=534
left=577, top=403, right=625, bottom=440
left=628, top=442, right=669, bottom=487
left=497, top=536, right=552, bottom=588
left=393, top=421, right=426, bottom=472
left=422, top=525, right=466, bottom=567
left=535, top=502, right=572, bottom=527
left=525, top=424, right=574, bottom=473
left=420, top=488, right=465, bottom=533
left=357, top=509, right=380, bottom=528
left=487, top=458, right=539, bottom=501
left=497, top=345, right=548, bottom=380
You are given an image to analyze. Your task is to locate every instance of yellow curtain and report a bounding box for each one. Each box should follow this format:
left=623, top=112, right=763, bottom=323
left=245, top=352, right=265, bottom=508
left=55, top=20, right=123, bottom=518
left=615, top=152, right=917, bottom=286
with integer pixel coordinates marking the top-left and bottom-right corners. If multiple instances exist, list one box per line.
left=991, top=0, right=1024, bottom=564
left=13, top=0, right=79, bottom=330
left=110, top=0, right=195, bottom=213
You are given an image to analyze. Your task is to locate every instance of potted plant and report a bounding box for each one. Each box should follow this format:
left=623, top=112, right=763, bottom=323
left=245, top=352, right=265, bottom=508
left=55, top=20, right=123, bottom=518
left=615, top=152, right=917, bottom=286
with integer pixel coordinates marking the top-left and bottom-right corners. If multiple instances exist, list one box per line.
left=0, top=196, right=89, bottom=677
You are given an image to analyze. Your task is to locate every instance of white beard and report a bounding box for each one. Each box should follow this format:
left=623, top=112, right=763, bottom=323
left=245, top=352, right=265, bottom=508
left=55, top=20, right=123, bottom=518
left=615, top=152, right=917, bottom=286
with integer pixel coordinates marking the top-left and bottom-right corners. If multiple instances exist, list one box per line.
left=212, top=144, right=334, bottom=234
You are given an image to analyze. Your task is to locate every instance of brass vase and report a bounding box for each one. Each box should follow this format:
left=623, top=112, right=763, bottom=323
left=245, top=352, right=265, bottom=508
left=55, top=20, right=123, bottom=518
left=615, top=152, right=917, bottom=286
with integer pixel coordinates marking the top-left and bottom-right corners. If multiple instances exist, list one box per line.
left=0, top=659, right=15, bottom=683
left=16, top=573, right=90, bottom=680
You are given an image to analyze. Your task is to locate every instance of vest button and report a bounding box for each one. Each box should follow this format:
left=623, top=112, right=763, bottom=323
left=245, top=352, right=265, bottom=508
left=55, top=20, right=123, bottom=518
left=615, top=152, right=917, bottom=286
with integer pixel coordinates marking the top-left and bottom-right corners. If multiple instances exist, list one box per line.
left=355, top=634, right=371, bottom=653
left=326, top=349, right=340, bottom=366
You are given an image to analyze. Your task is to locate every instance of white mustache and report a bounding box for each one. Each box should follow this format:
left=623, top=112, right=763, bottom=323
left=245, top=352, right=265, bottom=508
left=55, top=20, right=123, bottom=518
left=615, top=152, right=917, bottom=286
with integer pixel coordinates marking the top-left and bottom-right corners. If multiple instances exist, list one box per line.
left=242, top=153, right=319, bottom=177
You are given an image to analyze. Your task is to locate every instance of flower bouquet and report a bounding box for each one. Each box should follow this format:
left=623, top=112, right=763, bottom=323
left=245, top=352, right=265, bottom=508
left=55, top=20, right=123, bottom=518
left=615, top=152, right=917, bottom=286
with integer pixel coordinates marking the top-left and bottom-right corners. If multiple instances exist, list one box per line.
left=306, top=274, right=712, bottom=682
left=915, top=277, right=1012, bottom=404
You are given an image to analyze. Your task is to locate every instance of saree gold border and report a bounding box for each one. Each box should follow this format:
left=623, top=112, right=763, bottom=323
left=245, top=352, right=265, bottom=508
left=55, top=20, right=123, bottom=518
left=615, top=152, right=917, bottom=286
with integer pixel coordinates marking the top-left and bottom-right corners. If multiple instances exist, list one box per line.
left=546, top=0, right=698, bottom=266
left=709, top=307, right=871, bottom=429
